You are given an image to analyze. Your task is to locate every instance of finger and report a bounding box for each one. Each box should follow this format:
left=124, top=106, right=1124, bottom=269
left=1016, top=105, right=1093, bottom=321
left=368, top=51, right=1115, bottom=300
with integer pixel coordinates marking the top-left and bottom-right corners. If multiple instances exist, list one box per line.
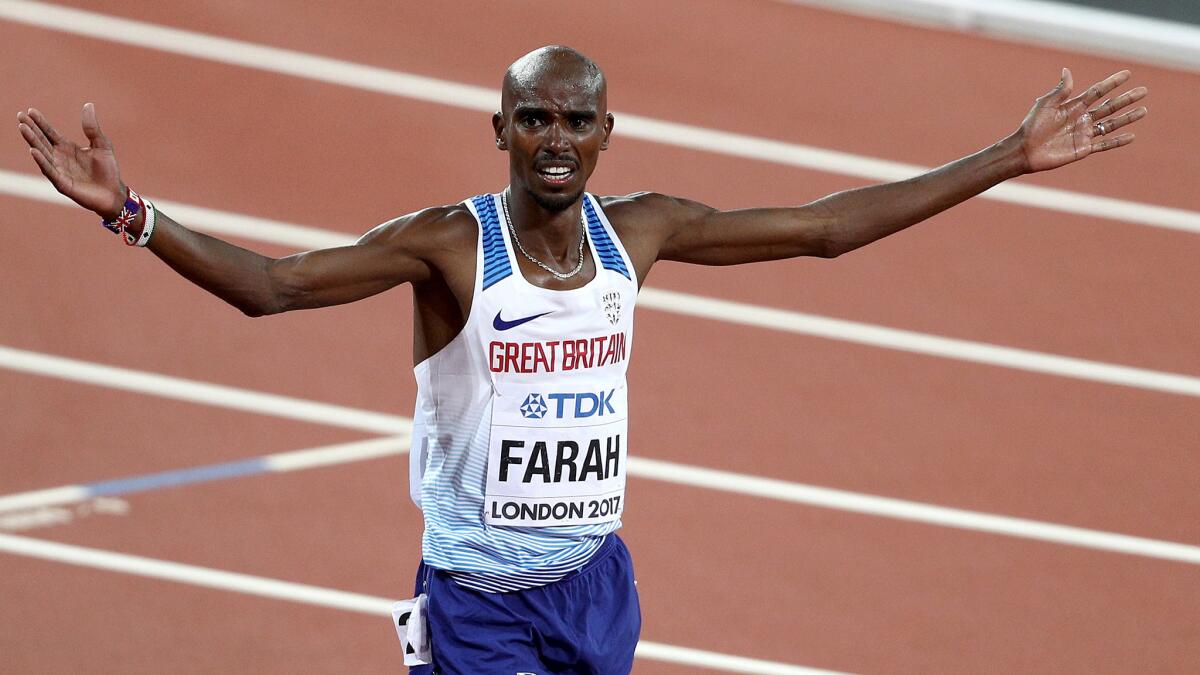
left=1092, top=106, right=1147, bottom=136
left=27, top=107, right=67, bottom=145
left=1087, top=86, right=1148, bottom=119
left=1042, top=67, right=1073, bottom=103
left=1068, top=70, right=1131, bottom=110
left=18, top=120, right=54, bottom=157
left=1090, top=132, right=1135, bottom=154
left=29, top=147, right=69, bottom=191
left=81, top=102, right=112, bottom=150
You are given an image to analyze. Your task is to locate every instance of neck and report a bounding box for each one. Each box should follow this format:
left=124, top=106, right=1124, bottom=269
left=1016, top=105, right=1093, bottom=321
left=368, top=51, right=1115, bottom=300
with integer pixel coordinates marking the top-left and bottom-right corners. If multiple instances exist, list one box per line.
left=505, top=186, right=585, bottom=254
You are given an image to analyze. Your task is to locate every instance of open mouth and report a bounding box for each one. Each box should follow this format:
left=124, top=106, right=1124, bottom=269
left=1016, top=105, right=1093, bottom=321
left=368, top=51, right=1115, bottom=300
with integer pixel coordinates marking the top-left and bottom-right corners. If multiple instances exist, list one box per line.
left=536, top=163, right=576, bottom=185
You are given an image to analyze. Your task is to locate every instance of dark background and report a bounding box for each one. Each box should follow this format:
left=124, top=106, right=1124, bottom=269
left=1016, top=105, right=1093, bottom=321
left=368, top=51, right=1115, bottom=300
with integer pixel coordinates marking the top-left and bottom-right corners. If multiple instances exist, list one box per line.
left=1069, top=0, right=1200, bottom=24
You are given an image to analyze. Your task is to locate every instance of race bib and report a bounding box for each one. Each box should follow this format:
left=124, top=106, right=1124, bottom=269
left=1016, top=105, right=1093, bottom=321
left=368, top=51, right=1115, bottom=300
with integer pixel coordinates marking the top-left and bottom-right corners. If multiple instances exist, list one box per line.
left=485, top=381, right=627, bottom=527
left=391, top=595, right=431, bottom=666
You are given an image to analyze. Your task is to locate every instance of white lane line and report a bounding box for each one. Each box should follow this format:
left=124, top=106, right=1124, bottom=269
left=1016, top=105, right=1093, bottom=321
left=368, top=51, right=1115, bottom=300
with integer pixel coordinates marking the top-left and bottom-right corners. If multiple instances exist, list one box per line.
left=0, top=437, right=411, bottom=513
left=0, top=171, right=353, bottom=249
left=636, top=642, right=850, bottom=675
left=0, top=497, right=129, bottom=532
left=781, top=0, right=1200, bottom=73
left=640, top=287, right=1200, bottom=398
left=2, top=345, right=1198, bottom=563
left=628, top=457, right=1200, bottom=565
left=2, top=1, right=1198, bottom=235
left=0, top=530, right=392, bottom=613
left=0, top=533, right=841, bottom=675
left=0, top=486, right=91, bottom=513
left=5, top=175, right=1199, bottom=400
left=260, top=436, right=409, bottom=472
left=0, top=345, right=411, bottom=435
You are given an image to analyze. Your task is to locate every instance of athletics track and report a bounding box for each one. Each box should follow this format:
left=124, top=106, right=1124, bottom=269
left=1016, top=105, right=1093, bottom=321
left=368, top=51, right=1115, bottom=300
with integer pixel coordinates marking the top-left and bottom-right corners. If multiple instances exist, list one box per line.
left=1, top=0, right=1197, bottom=672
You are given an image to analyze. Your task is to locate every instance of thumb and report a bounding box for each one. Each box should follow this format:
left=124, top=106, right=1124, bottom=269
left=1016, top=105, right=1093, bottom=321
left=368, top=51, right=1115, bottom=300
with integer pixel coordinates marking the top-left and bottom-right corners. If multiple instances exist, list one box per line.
left=1047, top=68, right=1072, bottom=103
left=81, top=102, right=112, bottom=150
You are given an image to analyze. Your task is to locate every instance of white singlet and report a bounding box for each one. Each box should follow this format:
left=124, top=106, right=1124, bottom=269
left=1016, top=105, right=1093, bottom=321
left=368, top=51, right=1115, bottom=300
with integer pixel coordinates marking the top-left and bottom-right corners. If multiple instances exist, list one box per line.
left=409, top=191, right=637, bottom=593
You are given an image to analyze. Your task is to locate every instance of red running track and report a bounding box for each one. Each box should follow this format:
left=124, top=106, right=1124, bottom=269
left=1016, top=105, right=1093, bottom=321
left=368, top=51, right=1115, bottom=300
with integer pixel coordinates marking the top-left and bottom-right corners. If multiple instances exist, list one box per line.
left=2, top=1, right=1198, bottom=672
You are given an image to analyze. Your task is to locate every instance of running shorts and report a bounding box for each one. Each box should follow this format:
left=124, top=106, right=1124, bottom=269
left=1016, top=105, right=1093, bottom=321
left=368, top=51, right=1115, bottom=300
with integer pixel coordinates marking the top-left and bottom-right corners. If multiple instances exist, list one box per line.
left=409, top=534, right=641, bottom=674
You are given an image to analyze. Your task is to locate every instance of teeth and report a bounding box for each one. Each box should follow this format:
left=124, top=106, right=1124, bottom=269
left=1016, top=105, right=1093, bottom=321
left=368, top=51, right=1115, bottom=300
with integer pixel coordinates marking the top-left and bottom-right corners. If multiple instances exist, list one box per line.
left=540, top=167, right=572, bottom=177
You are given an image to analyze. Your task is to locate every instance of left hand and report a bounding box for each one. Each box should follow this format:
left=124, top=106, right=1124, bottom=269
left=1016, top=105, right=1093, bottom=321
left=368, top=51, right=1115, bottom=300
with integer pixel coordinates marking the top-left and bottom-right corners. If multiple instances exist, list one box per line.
left=1017, top=68, right=1147, bottom=173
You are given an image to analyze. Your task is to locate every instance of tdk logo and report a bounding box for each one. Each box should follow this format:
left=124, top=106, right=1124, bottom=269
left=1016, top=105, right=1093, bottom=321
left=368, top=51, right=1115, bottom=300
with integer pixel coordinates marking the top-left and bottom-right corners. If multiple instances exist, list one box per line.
left=519, top=394, right=548, bottom=419
left=519, top=390, right=616, bottom=419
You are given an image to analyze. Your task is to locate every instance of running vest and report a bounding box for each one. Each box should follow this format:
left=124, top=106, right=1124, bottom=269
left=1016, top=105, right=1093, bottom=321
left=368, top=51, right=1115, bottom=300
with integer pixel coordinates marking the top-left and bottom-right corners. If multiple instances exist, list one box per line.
left=410, top=191, right=637, bottom=593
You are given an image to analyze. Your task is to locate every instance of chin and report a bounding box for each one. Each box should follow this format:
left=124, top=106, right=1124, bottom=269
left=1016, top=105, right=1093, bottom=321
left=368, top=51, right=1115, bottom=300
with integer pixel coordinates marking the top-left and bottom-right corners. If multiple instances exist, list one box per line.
left=528, top=186, right=586, bottom=213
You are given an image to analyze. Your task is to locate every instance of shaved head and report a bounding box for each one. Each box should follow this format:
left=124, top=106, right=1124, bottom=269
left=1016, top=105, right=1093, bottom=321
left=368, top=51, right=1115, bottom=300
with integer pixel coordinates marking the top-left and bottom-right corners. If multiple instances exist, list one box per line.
left=502, top=45, right=606, bottom=111
left=493, top=45, right=614, bottom=213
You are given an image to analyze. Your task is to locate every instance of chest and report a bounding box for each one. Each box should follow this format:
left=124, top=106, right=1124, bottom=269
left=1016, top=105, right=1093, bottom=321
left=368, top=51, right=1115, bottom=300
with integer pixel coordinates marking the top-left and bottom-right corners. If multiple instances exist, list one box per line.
left=474, top=274, right=633, bottom=379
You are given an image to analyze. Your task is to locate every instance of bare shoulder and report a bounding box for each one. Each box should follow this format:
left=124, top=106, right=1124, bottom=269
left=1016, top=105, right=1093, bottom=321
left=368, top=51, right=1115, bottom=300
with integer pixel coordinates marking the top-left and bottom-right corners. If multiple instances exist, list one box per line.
left=356, top=202, right=477, bottom=255
left=595, top=192, right=716, bottom=283
left=598, top=191, right=712, bottom=229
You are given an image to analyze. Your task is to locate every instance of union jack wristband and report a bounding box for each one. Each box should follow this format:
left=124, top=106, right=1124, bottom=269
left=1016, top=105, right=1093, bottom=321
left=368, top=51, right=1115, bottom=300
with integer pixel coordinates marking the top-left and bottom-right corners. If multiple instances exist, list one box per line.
left=100, top=188, right=156, bottom=247
left=124, top=191, right=156, bottom=247
left=101, top=188, right=140, bottom=236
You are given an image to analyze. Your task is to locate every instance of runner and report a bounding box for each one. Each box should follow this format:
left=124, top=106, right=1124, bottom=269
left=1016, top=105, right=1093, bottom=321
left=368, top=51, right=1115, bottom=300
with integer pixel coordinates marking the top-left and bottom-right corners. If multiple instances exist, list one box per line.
left=17, top=45, right=1147, bottom=673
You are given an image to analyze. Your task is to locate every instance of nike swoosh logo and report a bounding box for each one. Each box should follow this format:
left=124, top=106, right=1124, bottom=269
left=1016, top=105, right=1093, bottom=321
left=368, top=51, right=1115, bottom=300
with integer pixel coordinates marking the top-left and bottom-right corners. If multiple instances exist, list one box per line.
left=493, top=310, right=552, bottom=331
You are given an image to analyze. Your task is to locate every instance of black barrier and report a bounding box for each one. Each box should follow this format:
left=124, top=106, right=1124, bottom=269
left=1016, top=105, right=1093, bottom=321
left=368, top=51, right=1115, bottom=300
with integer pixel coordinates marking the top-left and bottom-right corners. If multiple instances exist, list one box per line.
left=1065, top=0, right=1200, bottom=25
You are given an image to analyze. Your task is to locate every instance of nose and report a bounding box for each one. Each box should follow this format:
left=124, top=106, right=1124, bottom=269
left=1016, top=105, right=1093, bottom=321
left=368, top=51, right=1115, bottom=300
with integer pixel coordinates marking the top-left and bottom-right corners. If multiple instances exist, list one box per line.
left=545, top=119, right=571, bottom=154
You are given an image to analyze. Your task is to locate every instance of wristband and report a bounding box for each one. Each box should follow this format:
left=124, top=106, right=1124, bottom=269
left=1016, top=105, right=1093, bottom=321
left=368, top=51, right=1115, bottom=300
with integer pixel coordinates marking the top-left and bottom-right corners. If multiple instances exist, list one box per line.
left=133, top=196, right=156, bottom=247
left=101, top=187, right=140, bottom=237
left=123, top=190, right=156, bottom=247
left=100, top=188, right=156, bottom=247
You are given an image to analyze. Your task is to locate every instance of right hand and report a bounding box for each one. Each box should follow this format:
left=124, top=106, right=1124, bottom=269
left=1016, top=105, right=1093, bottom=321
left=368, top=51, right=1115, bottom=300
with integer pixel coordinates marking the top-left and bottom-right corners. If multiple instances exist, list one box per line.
left=17, top=103, right=127, bottom=220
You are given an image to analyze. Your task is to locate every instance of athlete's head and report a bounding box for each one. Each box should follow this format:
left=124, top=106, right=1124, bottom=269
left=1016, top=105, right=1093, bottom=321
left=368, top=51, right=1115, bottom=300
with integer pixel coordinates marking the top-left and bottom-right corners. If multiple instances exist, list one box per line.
left=494, top=45, right=614, bottom=213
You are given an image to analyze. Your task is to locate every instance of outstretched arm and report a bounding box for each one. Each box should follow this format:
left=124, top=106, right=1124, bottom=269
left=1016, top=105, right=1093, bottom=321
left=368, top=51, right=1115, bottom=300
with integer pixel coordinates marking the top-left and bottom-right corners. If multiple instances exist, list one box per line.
left=653, top=69, right=1147, bottom=265
left=143, top=210, right=435, bottom=316
left=17, top=104, right=433, bottom=316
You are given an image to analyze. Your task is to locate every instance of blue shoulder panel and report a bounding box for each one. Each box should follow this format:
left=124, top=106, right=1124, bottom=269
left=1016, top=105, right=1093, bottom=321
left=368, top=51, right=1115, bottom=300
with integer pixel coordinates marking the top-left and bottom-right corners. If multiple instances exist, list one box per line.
left=583, top=196, right=631, bottom=280
left=472, top=194, right=512, bottom=291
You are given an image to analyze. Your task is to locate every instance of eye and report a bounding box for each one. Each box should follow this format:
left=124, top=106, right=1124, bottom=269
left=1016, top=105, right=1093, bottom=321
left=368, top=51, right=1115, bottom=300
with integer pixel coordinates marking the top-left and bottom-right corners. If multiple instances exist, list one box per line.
left=570, top=116, right=591, bottom=130
left=520, top=116, right=544, bottom=129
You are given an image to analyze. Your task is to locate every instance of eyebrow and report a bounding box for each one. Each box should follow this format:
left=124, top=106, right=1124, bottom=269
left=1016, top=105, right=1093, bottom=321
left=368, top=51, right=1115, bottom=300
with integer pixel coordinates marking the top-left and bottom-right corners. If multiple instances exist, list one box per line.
left=512, top=105, right=598, bottom=120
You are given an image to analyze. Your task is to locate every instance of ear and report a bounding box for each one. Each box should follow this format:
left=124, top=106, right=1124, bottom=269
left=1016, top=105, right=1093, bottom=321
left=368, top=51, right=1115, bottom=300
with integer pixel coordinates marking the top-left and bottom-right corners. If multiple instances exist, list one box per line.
left=492, top=111, right=507, bottom=150
left=600, top=113, right=615, bottom=150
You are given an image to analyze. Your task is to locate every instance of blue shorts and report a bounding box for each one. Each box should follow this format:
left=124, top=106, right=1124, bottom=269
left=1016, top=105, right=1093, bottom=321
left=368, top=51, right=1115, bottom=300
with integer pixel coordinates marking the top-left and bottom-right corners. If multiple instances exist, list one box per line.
left=409, top=534, right=641, bottom=674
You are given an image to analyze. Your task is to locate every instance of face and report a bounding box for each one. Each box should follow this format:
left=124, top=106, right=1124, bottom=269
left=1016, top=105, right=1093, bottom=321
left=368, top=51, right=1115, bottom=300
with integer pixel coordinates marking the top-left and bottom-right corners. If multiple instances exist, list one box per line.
left=494, top=69, right=614, bottom=213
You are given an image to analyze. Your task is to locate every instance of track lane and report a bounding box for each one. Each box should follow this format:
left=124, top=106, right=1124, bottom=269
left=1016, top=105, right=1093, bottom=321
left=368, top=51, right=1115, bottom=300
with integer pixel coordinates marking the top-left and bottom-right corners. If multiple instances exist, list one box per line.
left=0, top=370, right=367, bottom=495
left=12, top=458, right=423, bottom=598
left=3, top=463, right=840, bottom=674
left=0, top=197, right=420, bottom=415
left=0, top=552, right=399, bottom=674
left=4, top=2, right=1195, bottom=667
left=10, top=467, right=1198, bottom=673
left=628, top=309, right=1200, bottom=545
left=37, top=0, right=1199, bottom=213
left=4, top=200, right=1198, bottom=543
left=2, top=190, right=1197, bottom=542
left=2, top=41, right=1198, bottom=377
left=6, top=347, right=1197, bottom=559
left=624, top=480, right=1200, bottom=673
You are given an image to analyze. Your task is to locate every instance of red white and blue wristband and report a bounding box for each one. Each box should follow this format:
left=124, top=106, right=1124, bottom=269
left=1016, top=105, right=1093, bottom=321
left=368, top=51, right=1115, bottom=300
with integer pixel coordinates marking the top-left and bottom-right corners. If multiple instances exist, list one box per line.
left=100, top=188, right=156, bottom=247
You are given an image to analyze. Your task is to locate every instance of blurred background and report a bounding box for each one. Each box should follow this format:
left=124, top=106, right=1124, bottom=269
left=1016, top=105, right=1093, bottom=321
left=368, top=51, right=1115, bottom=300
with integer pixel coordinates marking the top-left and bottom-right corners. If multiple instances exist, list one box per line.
left=2, top=1, right=1197, bottom=672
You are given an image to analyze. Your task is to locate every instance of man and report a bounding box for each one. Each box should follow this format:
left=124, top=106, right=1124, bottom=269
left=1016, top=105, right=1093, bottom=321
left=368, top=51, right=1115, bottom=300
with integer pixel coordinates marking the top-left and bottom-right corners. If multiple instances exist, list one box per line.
left=18, top=45, right=1146, bottom=673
